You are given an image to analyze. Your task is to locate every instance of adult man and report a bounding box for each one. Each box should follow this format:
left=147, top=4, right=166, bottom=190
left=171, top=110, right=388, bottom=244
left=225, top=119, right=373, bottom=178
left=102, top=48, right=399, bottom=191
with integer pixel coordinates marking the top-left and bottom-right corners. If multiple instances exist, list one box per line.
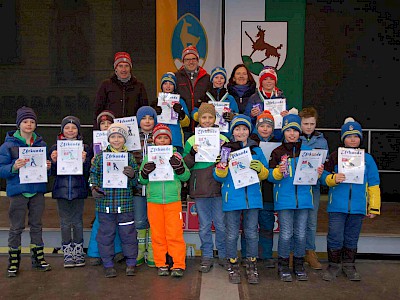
left=174, top=46, right=211, bottom=133
left=93, top=52, right=148, bottom=129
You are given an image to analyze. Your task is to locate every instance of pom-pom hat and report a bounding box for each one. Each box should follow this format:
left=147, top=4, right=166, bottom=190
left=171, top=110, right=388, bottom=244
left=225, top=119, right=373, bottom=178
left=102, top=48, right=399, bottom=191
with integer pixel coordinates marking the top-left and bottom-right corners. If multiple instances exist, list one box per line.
left=160, top=72, right=177, bottom=92
left=341, top=117, right=363, bottom=141
left=282, top=108, right=302, bottom=133
left=259, top=67, right=278, bottom=88
left=257, top=110, right=275, bottom=129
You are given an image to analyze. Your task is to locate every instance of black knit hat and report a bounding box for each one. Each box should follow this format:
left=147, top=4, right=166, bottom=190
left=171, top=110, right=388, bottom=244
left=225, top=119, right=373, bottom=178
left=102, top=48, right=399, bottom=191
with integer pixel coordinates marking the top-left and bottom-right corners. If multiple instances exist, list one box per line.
left=61, top=116, right=81, bottom=134
left=16, top=106, right=37, bottom=128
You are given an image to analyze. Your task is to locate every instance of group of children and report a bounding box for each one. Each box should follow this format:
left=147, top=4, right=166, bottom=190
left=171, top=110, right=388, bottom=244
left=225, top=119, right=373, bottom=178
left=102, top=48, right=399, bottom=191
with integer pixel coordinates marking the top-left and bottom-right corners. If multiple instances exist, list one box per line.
left=0, top=64, right=381, bottom=284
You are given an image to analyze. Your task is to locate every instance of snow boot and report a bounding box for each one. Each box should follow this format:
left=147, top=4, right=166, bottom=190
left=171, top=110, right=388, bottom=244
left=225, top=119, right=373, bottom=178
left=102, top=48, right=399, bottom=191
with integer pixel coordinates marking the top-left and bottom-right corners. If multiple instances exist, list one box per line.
left=30, top=244, right=51, bottom=271
left=342, top=247, right=361, bottom=281
left=62, top=243, right=75, bottom=268
left=322, top=248, right=342, bottom=281
left=305, top=250, right=322, bottom=270
left=293, top=256, right=308, bottom=281
left=199, top=257, right=214, bottom=273
left=136, top=229, right=146, bottom=266
left=7, top=247, right=21, bottom=278
left=278, top=257, right=293, bottom=282
left=146, top=229, right=155, bottom=267
left=228, top=258, right=241, bottom=284
left=74, top=242, right=86, bottom=267
left=245, top=257, right=259, bottom=284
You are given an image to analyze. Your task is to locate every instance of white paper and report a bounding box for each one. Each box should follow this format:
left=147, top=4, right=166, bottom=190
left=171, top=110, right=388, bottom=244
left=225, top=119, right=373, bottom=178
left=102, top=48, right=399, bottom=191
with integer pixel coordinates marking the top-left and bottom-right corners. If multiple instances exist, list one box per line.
left=157, top=93, right=180, bottom=125
left=293, top=150, right=324, bottom=185
left=259, top=142, right=281, bottom=161
left=93, top=130, right=109, bottom=155
left=57, top=140, right=83, bottom=175
left=102, top=152, right=128, bottom=188
left=147, top=145, right=174, bottom=181
left=313, top=149, right=328, bottom=164
left=19, top=147, right=47, bottom=183
left=208, top=101, right=230, bottom=133
left=229, top=147, right=259, bottom=189
left=338, top=147, right=365, bottom=184
left=263, top=98, right=286, bottom=129
left=195, top=127, right=221, bottom=162
left=114, top=116, right=141, bottom=151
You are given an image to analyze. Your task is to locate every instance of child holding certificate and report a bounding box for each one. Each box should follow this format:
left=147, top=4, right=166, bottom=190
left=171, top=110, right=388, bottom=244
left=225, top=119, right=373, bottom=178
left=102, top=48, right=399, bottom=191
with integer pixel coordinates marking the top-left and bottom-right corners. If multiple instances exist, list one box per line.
left=299, top=107, right=329, bottom=270
left=49, top=116, right=92, bottom=268
left=213, top=114, right=269, bottom=285
left=89, top=123, right=138, bottom=278
left=0, top=106, right=52, bottom=277
left=139, top=124, right=190, bottom=278
left=183, top=103, right=229, bottom=273
left=268, top=108, right=323, bottom=282
left=87, top=110, right=124, bottom=267
left=321, top=117, right=380, bottom=282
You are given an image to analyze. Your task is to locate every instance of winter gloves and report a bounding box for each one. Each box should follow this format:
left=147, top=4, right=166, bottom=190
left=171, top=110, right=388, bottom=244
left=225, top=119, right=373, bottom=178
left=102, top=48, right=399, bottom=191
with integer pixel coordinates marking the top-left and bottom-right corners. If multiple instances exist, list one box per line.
left=249, top=160, right=263, bottom=173
left=91, top=186, right=105, bottom=199
left=141, top=162, right=156, bottom=179
left=123, top=166, right=135, bottom=178
left=223, top=111, right=235, bottom=122
left=169, top=153, right=185, bottom=175
left=173, top=103, right=186, bottom=120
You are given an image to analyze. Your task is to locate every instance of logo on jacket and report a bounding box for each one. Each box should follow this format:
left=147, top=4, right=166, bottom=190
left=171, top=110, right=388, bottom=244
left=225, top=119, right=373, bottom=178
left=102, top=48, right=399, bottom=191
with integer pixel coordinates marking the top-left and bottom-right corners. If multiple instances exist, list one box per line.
left=241, top=21, right=287, bottom=75
left=172, top=13, right=208, bottom=70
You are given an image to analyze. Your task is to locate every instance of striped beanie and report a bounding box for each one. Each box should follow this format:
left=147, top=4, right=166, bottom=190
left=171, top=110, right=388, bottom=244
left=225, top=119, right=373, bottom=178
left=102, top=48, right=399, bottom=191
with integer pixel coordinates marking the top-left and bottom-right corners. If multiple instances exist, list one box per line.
left=259, top=66, right=277, bottom=88
left=257, top=110, right=275, bottom=129
left=341, top=117, right=363, bottom=141
left=114, top=52, right=132, bottom=69
left=16, top=106, right=37, bottom=128
left=96, top=110, right=115, bottom=128
left=107, top=122, right=129, bottom=142
left=282, top=108, right=302, bottom=133
left=229, top=114, right=252, bottom=136
left=182, top=45, right=199, bottom=60
left=210, top=66, right=227, bottom=83
left=160, top=72, right=177, bottom=91
left=152, top=123, right=172, bottom=142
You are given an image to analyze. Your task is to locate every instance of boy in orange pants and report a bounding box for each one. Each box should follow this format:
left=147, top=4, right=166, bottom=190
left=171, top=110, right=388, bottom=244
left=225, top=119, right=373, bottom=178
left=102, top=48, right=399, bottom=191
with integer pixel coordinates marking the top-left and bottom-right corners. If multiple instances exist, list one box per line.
left=139, top=124, right=190, bottom=277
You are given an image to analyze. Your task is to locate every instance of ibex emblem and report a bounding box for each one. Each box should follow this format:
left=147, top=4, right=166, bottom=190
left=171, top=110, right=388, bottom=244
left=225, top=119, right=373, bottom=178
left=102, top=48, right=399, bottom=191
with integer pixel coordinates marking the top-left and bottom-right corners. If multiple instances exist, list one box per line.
left=180, top=18, right=200, bottom=48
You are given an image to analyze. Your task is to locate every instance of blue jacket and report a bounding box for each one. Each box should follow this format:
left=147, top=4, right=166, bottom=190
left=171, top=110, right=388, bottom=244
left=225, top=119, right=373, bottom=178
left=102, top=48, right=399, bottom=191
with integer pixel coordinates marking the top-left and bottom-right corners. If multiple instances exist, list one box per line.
left=320, top=150, right=380, bottom=215
left=0, top=130, right=48, bottom=197
left=49, top=135, right=92, bottom=200
left=213, top=139, right=269, bottom=212
left=268, top=141, right=314, bottom=210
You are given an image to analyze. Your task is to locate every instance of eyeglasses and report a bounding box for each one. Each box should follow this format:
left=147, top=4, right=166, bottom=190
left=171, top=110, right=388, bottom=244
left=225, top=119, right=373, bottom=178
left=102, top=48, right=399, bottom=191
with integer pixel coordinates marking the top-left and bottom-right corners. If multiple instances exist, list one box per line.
left=184, top=58, right=198, bottom=62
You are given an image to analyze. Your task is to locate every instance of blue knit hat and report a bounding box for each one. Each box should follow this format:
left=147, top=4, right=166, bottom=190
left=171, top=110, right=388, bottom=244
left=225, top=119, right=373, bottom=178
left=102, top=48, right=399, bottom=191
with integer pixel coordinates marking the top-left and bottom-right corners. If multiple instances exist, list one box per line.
left=282, top=108, right=302, bottom=133
left=136, top=106, right=157, bottom=127
left=341, top=117, right=363, bottom=141
left=16, top=106, right=37, bottom=128
left=229, top=114, right=252, bottom=136
left=160, top=72, right=177, bottom=92
left=210, top=66, right=227, bottom=83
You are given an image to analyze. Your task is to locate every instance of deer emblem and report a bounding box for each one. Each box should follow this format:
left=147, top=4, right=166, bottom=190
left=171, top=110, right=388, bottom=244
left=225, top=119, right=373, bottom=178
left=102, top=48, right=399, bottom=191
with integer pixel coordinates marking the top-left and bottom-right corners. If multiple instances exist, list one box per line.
left=245, top=26, right=283, bottom=68
left=180, top=18, right=200, bottom=49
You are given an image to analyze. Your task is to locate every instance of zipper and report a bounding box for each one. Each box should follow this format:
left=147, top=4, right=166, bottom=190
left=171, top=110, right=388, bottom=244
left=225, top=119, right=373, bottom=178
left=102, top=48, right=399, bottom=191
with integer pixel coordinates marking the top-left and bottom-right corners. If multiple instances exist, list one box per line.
left=122, top=86, right=126, bottom=116
left=348, top=184, right=352, bottom=213
left=193, top=174, right=197, bottom=191
left=245, top=186, right=249, bottom=209
left=68, top=175, right=72, bottom=200
left=225, top=183, right=229, bottom=202
left=292, top=147, right=298, bottom=208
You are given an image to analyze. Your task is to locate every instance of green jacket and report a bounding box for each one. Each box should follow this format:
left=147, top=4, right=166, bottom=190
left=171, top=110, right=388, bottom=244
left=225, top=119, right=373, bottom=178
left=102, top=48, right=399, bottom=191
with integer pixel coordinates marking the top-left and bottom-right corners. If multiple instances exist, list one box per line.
left=138, top=149, right=190, bottom=204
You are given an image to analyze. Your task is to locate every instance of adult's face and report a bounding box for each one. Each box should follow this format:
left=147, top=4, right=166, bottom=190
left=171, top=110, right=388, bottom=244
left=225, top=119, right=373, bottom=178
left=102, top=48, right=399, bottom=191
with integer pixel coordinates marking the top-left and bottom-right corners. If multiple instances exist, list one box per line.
left=183, top=54, right=199, bottom=72
left=233, top=67, right=249, bottom=86
left=115, top=62, right=131, bottom=79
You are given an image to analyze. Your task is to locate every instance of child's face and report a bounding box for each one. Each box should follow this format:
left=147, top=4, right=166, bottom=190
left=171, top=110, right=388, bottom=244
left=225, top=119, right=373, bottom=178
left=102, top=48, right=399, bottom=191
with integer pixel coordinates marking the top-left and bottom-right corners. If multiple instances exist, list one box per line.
left=19, top=118, right=36, bottom=134
left=63, top=123, right=78, bottom=139
left=213, top=74, right=225, bottom=88
left=155, top=135, right=171, bottom=146
left=301, top=117, right=316, bottom=135
left=233, top=67, right=249, bottom=86
left=199, top=112, right=215, bottom=128
left=233, top=125, right=249, bottom=142
left=261, top=77, right=276, bottom=91
left=162, top=82, right=174, bottom=93
left=109, top=133, right=125, bottom=151
left=284, top=128, right=300, bottom=143
left=100, top=120, right=112, bottom=131
left=344, top=134, right=361, bottom=148
left=140, top=115, right=155, bottom=132
left=257, top=123, right=273, bottom=139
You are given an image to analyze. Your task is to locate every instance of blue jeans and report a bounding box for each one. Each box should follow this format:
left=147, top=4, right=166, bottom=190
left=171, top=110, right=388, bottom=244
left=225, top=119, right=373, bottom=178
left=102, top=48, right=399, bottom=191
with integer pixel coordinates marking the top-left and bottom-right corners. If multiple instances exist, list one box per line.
left=306, top=185, right=320, bottom=250
left=57, top=198, right=84, bottom=244
left=97, top=212, right=138, bottom=268
left=133, top=195, right=149, bottom=230
left=278, top=209, right=308, bottom=258
left=327, top=212, right=364, bottom=250
left=225, top=209, right=259, bottom=259
left=195, top=197, right=226, bottom=259
left=241, top=202, right=275, bottom=259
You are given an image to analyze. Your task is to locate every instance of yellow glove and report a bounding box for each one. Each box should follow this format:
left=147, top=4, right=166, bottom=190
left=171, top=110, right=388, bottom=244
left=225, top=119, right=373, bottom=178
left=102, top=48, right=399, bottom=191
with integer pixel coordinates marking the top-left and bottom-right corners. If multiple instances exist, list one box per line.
left=367, top=185, right=381, bottom=215
left=325, top=173, right=339, bottom=187
left=272, top=166, right=283, bottom=180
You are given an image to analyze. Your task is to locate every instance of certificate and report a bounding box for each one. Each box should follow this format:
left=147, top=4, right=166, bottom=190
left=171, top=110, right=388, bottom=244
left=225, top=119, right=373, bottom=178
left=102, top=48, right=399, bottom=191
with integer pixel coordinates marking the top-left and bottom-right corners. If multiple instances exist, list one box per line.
left=259, top=142, right=281, bottom=161
left=92, top=130, right=109, bottom=155
left=147, top=145, right=174, bottom=181
left=209, top=101, right=230, bottom=133
left=263, top=98, right=286, bottom=129
left=114, top=116, right=141, bottom=151
left=229, top=147, right=259, bottom=189
left=19, top=147, right=47, bottom=183
left=57, top=140, right=83, bottom=175
left=102, top=152, right=128, bottom=188
left=338, top=147, right=365, bottom=184
left=157, top=93, right=180, bottom=125
left=293, top=150, right=324, bottom=185
left=195, top=127, right=220, bottom=162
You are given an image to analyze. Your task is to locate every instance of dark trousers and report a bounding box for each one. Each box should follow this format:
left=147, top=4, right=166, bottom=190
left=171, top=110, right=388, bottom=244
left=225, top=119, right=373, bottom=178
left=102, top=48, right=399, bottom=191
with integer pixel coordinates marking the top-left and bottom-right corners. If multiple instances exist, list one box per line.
left=8, top=193, right=45, bottom=248
left=327, top=212, right=364, bottom=250
left=57, top=198, right=84, bottom=244
left=97, top=212, right=138, bottom=267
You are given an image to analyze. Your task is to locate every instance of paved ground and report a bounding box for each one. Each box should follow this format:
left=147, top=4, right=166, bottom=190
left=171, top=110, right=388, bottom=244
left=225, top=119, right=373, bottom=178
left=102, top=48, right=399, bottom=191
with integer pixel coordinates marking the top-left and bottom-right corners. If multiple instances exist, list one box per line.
left=0, top=255, right=399, bottom=300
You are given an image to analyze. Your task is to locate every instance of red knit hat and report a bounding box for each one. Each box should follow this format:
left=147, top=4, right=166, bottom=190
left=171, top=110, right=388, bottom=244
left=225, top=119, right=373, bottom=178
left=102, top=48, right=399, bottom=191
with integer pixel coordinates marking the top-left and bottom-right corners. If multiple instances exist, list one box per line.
left=259, top=67, right=277, bottom=87
left=182, top=46, right=199, bottom=61
left=256, top=110, right=275, bottom=129
left=152, top=124, right=172, bottom=142
left=114, top=52, right=132, bottom=69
